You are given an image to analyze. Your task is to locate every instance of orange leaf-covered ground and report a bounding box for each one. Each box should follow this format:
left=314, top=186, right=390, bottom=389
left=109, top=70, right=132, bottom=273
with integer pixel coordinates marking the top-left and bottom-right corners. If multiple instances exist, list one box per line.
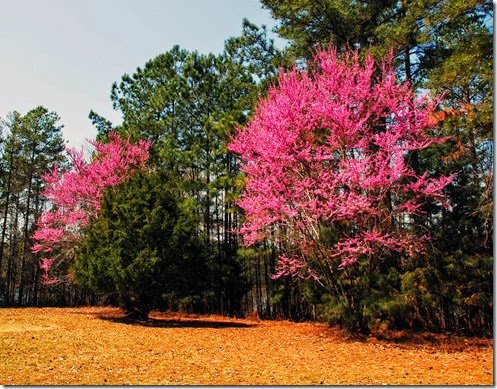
left=0, top=307, right=493, bottom=385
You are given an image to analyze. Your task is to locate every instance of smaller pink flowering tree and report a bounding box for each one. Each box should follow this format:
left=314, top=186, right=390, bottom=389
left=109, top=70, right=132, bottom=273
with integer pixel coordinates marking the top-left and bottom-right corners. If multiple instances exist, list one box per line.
left=229, top=48, right=453, bottom=321
left=32, top=132, right=150, bottom=284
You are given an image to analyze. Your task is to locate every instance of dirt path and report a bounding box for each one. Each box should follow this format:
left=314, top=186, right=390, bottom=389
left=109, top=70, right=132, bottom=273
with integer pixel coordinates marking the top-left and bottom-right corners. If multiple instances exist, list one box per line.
left=0, top=307, right=492, bottom=385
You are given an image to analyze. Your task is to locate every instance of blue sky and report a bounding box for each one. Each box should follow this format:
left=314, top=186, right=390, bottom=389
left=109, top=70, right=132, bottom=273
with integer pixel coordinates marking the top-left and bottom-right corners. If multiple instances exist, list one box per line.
left=0, top=0, right=285, bottom=147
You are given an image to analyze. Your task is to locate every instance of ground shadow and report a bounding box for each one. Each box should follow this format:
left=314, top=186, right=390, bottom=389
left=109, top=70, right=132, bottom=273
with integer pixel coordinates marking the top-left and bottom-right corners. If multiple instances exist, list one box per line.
left=372, top=331, right=492, bottom=351
left=318, top=326, right=492, bottom=352
left=98, top=315, right=257, bottom=329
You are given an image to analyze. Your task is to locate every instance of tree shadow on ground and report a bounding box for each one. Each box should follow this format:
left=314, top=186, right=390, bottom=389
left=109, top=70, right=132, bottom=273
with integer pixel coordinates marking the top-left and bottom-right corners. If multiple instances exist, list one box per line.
left=318, top=326, right=492, bottom=352
left=372, top=331, right=492, bottom=351
left=98, top=315, right=257, bottom=329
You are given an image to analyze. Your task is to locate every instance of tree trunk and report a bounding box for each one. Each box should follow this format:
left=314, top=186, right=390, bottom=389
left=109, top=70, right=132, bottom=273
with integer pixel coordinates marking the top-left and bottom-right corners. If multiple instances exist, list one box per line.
left=0, top=149, right=15, bottom=284
left=6, top=197, right=20, bottom=305
left=18, top=144, right=36, bottom=306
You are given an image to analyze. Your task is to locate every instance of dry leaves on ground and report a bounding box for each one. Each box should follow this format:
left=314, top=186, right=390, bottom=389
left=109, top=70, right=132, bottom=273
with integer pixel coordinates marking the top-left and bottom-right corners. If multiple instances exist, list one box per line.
left=0, top=307, right=493, bottom=385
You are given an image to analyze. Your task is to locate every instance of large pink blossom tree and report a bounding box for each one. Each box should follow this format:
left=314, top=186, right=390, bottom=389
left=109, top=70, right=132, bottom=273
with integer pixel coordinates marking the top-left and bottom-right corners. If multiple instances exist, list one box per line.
left=32, top=132, right=150, bottom=284
left=229, top=48, right=453, bottom=286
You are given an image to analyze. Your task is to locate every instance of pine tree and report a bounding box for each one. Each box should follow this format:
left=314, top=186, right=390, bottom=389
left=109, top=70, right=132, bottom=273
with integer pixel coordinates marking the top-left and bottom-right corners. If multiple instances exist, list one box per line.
left=106, top=43, right=259, bottom=315
left=75, top=171, right=210, bottom=320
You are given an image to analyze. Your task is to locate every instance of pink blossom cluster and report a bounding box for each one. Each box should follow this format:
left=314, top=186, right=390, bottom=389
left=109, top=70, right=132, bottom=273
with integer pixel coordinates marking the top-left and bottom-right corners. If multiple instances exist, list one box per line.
left=229, top=48, right=453, bottom=279
left=272, top=254, right=321, bottom=281
left=32, top=132, right=150, bottom=284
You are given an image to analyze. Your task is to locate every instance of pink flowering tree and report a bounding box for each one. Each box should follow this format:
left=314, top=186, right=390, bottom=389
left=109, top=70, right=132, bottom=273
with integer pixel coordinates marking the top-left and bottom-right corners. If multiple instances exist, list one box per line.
left=32, top=132, right=150, bottom=284
left=229, top=48, right=453, bottom=327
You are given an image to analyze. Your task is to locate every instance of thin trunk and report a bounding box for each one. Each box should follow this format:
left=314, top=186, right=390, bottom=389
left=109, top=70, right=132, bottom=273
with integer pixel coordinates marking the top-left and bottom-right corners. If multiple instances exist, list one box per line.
left=215, top=193, right=221, bottom=254
left=6, top=197, right=20, bottom=305
left=255, top=252, right=262, bottom=316
left=32, top=183, right=41, bottom=306
left=205, top=146, right=211, bottom=245
left=5, top=231, right=14, bottom=305
left=0, top=150, right=14, bottom=278
left=224, top=154, right=231, bottom=252
left=404, top=45, right=411, bottom=82
left=263, top=250, right=272, bottom=318
left=18, top=144, right=36, bottom=305
left=33, top=262, right=39, bottom=306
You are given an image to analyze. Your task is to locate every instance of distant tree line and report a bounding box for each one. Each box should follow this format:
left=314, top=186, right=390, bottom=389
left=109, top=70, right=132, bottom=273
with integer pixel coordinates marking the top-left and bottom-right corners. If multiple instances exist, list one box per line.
left=0, top=107, right=67, bottom=305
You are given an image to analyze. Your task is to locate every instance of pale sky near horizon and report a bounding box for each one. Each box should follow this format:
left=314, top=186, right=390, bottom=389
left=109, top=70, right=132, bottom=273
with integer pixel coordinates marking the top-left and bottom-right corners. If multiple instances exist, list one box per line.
left=0, top=0, right=286, bottom=147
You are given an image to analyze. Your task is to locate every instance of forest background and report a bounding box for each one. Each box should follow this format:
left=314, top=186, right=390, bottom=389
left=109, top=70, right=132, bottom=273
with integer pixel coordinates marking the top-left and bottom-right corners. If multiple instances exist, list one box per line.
left=0, top=0, right=492, bottom=335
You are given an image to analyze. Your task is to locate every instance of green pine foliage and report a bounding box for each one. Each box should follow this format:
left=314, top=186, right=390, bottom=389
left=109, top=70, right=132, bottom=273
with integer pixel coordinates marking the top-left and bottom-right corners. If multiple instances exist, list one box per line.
left=92, top=27, right=286, bottom=317
left=74, top=171, right=211, bottom=320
